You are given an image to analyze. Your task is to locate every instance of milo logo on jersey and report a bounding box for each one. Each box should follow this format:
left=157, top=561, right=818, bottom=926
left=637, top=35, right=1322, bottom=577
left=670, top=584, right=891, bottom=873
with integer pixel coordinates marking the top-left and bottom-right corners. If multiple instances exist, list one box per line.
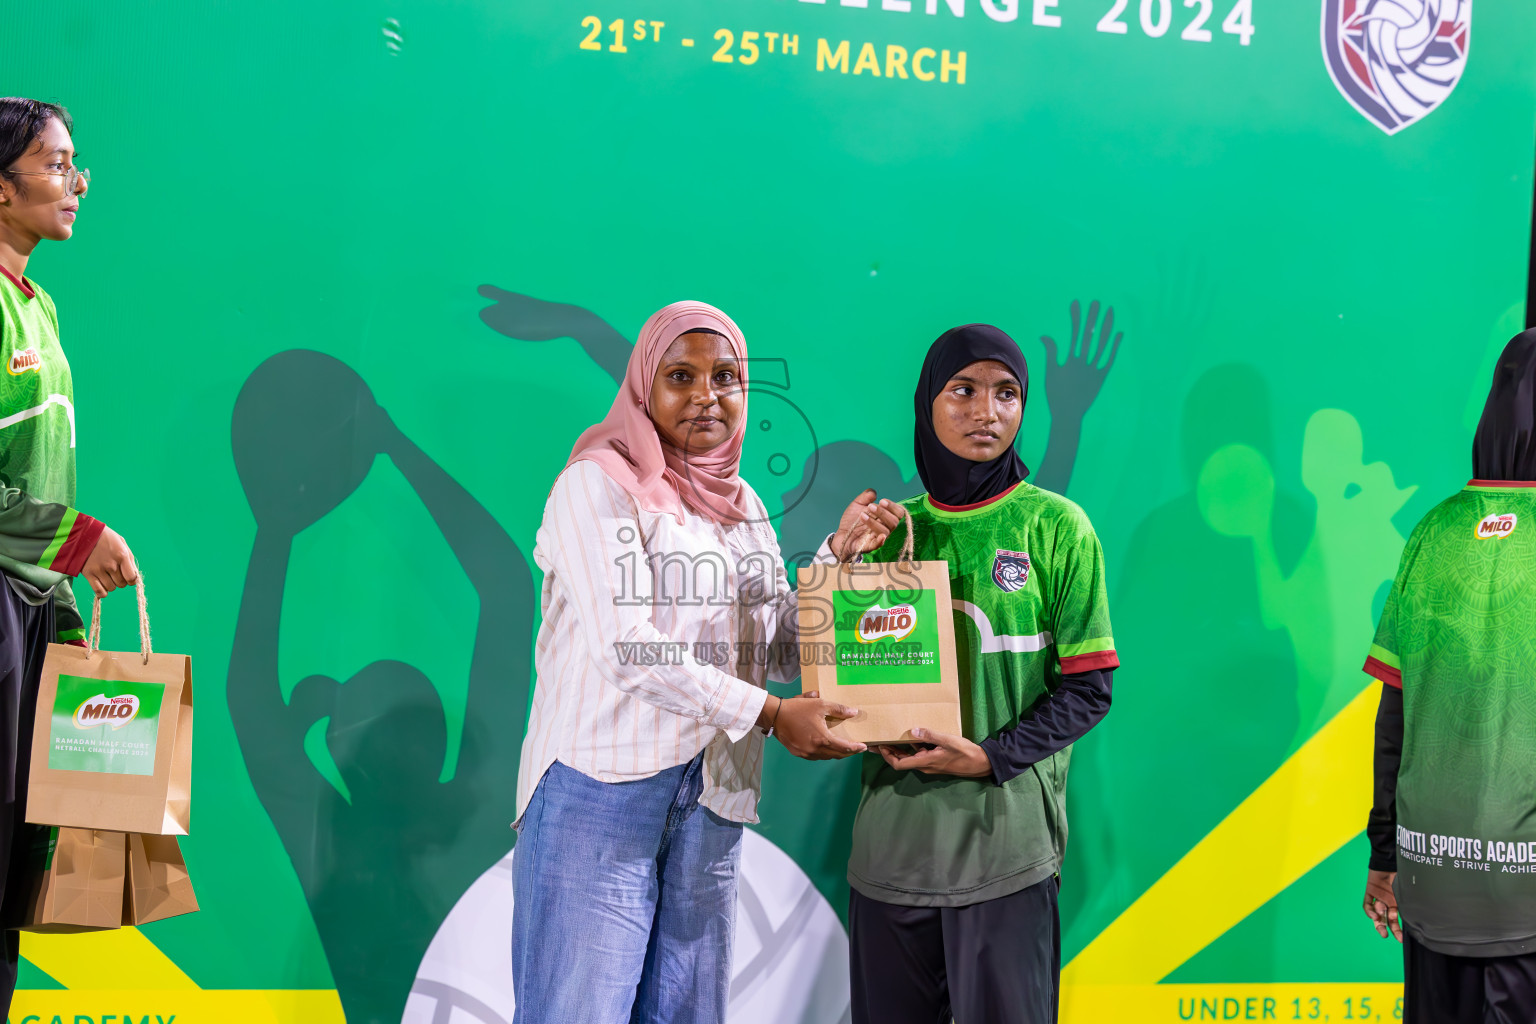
left=7, top=348, right=41, bottom=375
left=832, top=590, right=942, bottom=685
left=1476, top=513, right=1518, bottom=540
left=855, top=603, right=917, bottom=644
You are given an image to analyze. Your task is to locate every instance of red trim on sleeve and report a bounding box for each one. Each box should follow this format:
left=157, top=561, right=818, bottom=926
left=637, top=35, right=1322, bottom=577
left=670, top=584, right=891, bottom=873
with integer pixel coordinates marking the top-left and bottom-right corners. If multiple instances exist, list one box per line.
left=1060, top=650, right=1120, bottom=674
left=62, top=639, right=86, bottom=648
left=1364, top=656, right=1402, bottom=690
left=50, top=514, right=105, bottom=578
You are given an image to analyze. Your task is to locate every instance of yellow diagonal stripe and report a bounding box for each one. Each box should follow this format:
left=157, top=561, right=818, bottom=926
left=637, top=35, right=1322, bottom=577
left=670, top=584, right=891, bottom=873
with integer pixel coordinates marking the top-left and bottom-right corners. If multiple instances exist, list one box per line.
left=1064, top=684, right=1379, bottom=985
left=12, top=989, right=347, bottom=1023
left=21, top=928, right=199, bottom=989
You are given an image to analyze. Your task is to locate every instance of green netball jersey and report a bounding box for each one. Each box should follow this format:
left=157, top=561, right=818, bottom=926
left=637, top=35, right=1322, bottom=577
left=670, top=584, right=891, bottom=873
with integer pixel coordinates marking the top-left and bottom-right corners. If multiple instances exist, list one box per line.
left=1365, top=481, right=1536, bottom=956
left=849, top=481, right=1117, bottom=907
left=0, top=267, right=103, bottom=642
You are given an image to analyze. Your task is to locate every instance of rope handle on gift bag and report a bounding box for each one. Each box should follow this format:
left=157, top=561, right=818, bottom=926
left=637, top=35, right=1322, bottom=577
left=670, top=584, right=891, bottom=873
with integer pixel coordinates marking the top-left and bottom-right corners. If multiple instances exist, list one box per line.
left=86, top=572, right=153, bottom=664
left=838, top=504, right=915, bottom=569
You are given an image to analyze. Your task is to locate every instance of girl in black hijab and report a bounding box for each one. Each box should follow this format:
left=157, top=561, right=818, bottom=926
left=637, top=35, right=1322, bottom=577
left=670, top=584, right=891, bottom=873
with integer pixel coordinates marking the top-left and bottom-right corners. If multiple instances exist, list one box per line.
left=1363, top=328, right=1536, bottom=1023
left=846, top=324, right=1118, bottom=1024
left=913, top=323, right=1032, bottom=506
left=1472, top=328, right=1536, bottom=482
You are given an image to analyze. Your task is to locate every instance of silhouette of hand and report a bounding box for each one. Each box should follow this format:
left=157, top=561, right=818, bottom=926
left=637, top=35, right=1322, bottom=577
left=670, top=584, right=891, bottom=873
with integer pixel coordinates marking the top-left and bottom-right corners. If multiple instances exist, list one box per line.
left=477, top=286, right=591, bottom=341
left=476, top=285, right=631, bottom=384
left=1040, top=299, right=1124, bottom=424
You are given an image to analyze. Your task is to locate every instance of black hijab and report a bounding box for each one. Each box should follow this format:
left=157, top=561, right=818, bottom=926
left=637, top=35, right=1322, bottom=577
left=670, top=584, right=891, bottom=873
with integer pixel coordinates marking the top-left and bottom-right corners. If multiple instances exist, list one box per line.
left=914, top=324, right=1031, bottom=506
left=1472, top=329, right=1536, bottom=482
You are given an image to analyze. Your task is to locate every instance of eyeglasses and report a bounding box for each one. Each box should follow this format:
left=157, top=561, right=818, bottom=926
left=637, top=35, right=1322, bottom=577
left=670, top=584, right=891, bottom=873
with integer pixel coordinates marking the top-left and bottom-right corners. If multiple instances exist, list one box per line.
left=6, top=166, right=90, bottom=196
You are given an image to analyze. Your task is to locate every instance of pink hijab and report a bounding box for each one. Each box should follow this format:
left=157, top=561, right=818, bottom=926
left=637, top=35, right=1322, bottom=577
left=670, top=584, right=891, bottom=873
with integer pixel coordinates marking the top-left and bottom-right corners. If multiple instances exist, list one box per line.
left=566, top=300, right=753, bottom=525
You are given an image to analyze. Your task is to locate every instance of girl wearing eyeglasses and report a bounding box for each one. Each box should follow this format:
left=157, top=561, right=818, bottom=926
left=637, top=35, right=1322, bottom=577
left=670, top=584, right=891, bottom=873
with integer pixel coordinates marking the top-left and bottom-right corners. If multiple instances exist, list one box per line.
left=0, top=97, right=139, bottom=1012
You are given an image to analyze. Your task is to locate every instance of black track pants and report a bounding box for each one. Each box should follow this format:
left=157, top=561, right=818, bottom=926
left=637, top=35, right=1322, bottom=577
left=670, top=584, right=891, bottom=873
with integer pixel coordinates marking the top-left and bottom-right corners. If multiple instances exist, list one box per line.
left=0, top=575, right=55, bottom=1016
left=1405, top=931, right=1536, bottom=1024
left=850, top=874, right=1060, bottom=1024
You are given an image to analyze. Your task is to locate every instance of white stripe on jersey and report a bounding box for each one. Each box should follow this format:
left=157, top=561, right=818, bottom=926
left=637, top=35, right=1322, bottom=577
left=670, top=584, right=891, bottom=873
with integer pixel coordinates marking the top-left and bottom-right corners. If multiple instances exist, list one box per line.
left=953, top=599, right=1053, bottom=654
left=0, top=393, right=75, bottom=447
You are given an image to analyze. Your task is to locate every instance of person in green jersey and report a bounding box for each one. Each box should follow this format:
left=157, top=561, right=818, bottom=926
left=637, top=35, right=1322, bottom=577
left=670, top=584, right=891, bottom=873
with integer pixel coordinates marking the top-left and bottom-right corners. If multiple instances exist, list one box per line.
left=848, top=324, right=1118, bottom=1024
left=1363, top=328, right=1536, bottom=1023
left=0, top=98, right=139, bottom=1012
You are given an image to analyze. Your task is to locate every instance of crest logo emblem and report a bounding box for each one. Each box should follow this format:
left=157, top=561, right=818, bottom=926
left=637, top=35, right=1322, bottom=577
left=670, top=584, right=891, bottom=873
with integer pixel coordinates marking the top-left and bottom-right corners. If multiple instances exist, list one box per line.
left=992, top=549, right=1031, bottom=593
left=1321, top=0, right=1470, bottom=135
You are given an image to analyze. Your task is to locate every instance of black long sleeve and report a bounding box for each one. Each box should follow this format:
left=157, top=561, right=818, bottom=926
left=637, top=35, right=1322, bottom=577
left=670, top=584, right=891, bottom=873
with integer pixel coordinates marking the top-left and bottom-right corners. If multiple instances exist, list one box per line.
left=1367, top=683, right=1404, bottom=872
left=979, top=669, right=1113, bottom=784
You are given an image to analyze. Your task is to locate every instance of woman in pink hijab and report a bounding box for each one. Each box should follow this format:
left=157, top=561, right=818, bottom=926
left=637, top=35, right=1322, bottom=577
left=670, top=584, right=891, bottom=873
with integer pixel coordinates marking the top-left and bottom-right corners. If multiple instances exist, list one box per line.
left=512, top=301, right=901, bottom=1023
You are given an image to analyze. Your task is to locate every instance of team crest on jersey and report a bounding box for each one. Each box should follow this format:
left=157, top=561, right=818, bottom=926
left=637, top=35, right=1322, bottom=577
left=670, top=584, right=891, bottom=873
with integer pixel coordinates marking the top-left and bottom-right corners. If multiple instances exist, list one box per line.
left=1321, top=0, right=1471, bottom=136
left=992, top=550, right=1031, bottom=593
left=1475, top=513, right=1516, bottom=540
left=7, top=349, right=40, bottom=375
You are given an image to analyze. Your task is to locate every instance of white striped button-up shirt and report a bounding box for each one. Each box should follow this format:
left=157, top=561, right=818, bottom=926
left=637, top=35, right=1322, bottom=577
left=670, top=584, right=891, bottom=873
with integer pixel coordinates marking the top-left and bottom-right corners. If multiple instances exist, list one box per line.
left=517, top=460, right=815, bottom=824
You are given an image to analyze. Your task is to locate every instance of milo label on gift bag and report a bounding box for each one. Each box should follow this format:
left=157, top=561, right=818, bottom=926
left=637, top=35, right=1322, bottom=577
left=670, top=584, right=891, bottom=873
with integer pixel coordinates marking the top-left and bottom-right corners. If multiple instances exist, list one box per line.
left=47, top=675, right=166, bottom=777
left=831, top=589, right=943, bottom=685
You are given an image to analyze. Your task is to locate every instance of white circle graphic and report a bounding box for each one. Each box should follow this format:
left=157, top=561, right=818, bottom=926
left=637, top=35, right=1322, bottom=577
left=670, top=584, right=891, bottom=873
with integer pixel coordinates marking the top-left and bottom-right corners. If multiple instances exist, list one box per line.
left=404, top=829, right=852, bottom=1024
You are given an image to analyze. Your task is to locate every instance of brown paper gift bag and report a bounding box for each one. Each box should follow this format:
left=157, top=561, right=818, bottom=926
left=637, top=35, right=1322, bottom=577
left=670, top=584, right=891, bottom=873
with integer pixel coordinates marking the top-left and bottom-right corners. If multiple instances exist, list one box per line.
left=15, top=826, right=126, bottom=933
left=124, top=833, right=199, bottom=925
left=797, top=517, right=962, bottom=744
left=27, top=578, right=193, bottom=834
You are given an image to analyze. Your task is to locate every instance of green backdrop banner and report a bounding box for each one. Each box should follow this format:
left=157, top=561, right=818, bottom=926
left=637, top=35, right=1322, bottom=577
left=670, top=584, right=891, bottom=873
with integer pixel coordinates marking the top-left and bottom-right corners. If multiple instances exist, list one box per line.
left=5, top=0, right=1532, bottom=1021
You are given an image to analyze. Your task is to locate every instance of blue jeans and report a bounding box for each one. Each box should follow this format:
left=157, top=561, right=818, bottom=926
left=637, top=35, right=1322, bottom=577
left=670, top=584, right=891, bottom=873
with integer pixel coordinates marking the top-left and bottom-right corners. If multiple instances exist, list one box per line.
left=512, top=755, right=744, bottom=1024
